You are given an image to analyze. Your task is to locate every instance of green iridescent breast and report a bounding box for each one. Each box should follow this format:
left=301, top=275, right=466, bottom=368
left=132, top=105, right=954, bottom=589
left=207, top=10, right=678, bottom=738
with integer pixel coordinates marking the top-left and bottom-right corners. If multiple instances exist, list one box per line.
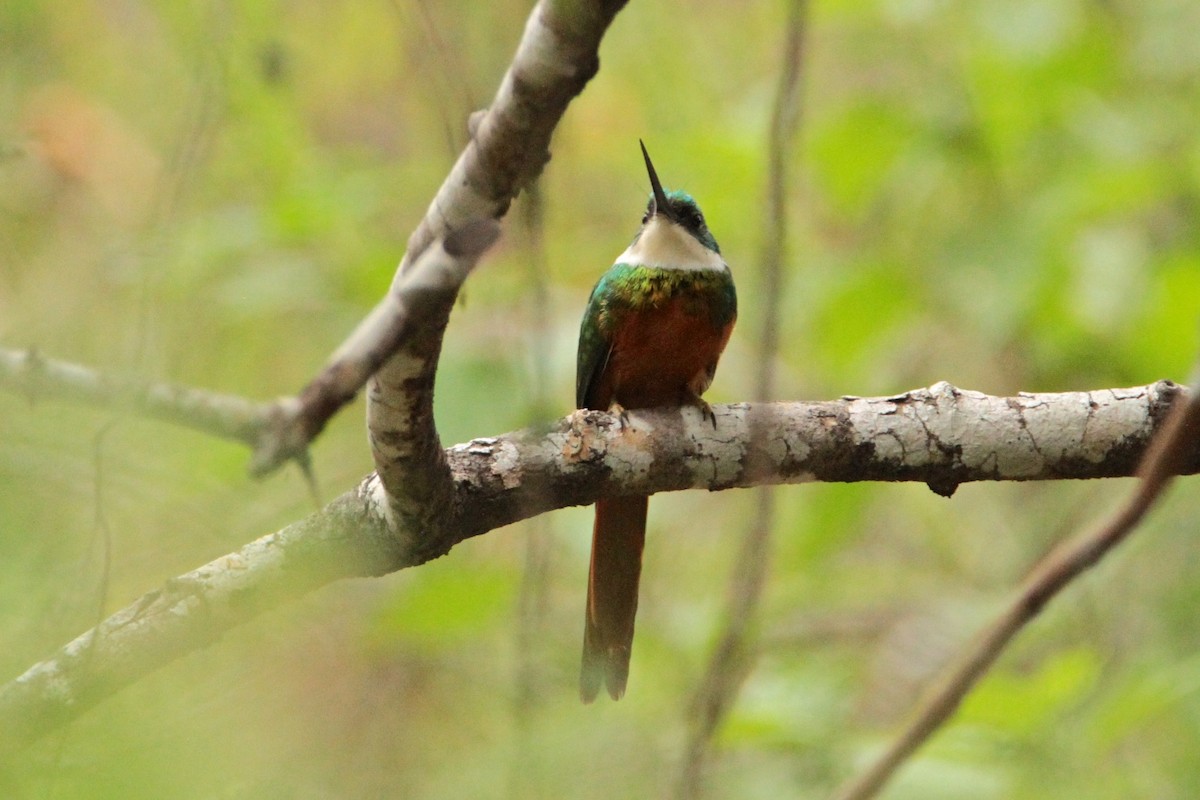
left=576, top=263, right=737, bottom=408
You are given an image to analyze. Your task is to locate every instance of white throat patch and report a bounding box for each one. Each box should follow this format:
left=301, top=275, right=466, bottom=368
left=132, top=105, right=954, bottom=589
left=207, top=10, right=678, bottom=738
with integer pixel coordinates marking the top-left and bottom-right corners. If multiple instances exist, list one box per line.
left=615, top=215, right=726, bottom=272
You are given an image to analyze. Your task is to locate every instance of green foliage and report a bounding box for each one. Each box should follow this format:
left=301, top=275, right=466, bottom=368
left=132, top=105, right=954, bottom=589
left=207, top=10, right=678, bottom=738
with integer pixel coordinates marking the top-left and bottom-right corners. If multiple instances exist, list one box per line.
left=370, top=560, right=517, bottom=650
left=2, top=0, right=1200, bottom=798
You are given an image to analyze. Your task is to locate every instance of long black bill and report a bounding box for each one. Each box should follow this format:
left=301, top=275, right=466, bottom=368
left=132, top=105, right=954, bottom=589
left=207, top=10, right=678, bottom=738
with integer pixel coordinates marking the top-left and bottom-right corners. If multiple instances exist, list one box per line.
left=639, top=140, right=674, bottom=222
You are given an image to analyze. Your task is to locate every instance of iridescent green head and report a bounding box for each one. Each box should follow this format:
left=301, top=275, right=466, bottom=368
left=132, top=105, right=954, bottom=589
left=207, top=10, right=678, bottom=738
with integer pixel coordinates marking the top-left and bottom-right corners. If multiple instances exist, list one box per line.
left=639, top=140, right=720, bottom=255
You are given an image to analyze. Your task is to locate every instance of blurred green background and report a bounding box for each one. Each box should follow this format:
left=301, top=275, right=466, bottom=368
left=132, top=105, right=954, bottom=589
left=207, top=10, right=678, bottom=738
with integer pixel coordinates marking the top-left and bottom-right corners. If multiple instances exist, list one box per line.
left=3, top=0, right=1200, bottom=797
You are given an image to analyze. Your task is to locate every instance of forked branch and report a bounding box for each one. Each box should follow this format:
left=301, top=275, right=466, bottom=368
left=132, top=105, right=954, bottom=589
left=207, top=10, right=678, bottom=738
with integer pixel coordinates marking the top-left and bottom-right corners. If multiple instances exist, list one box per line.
left=1, top=381, right=1194, bottom=756
left=254, top=0, right=630, bottom=478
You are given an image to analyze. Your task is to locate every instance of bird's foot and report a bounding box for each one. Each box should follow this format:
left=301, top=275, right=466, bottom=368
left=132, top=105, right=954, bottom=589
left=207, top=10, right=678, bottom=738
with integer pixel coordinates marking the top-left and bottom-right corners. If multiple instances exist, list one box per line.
left=610, top=402, right=631, bottom=430
left=686, top=395, right=717, bottom=429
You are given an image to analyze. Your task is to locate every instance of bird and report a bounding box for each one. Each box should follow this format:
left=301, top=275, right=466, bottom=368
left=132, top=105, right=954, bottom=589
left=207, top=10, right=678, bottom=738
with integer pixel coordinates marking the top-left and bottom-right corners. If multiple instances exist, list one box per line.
left=575, top=141, right=737, bottom=702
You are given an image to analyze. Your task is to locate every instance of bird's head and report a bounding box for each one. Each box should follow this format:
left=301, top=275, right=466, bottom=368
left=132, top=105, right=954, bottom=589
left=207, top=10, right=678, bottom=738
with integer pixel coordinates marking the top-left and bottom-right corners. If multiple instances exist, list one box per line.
left=639, top=140, right=720, bottom=255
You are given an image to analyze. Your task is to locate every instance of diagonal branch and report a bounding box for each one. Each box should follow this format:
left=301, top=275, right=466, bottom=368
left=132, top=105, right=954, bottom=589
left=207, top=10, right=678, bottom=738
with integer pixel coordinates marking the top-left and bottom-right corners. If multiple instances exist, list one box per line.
left=1, top=381, right=1194, bottom=755
left=361, top=0, right=628, bottom=526
left=0, top=1, right=631, bottom=481
left=830, top=374, right=1200, bottom=800
left=396, top=0, right=628, bottom=275
left=0, top=479, right=399, bottom=756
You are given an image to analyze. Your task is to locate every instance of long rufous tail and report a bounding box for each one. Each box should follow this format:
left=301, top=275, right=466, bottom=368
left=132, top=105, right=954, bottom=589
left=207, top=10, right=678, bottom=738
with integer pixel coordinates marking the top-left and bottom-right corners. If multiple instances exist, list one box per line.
left=580, top=496, right=648, bottom=702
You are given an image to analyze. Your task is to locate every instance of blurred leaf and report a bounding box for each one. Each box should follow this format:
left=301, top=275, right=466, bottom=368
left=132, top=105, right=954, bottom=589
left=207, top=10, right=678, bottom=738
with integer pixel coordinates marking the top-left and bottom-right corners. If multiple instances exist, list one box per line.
left=371, top=561, right=516, bottom=651
left=958, top=647, right=1101, bottom=736
left=811, top=102, right=917, bottom=216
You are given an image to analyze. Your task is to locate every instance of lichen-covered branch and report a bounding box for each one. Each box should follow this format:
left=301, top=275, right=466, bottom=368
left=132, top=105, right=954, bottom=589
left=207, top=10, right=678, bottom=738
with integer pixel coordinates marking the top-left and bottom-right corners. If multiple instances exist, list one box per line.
left=445, top=382, right=1193, bottom=542
left=1, top=381, right=1192, bottom=755
left=2, top=1, right=629, bottom=486
left=364, top=0, right=628, bottom=528
left=831, top=376, right=1200, bottom=800
left=398, top=0, right=629, bottom=273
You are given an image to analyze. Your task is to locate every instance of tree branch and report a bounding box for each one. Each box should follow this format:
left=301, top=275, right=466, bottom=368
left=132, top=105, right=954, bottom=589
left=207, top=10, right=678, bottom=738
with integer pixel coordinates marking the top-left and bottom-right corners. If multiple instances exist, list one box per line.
left=247, top=219, right=501, bottom=477
left=0, top=480, right=398, bottom=756
left=1, top=381, right=1193, bottom=755
left=830, top=372, right=1200, bottom=800
left=397, top=0, right=628, bottom=274
left=365, top=222, right=500, bottom=531
left=0, top=346, right=273, bottom=447
left=362, top=0, right=628, bottom=527
left=0, top=7, right=639, bottom=752
left=0, top=1, right=630, bottom=480
left=1, top=216, right=499, bottom=481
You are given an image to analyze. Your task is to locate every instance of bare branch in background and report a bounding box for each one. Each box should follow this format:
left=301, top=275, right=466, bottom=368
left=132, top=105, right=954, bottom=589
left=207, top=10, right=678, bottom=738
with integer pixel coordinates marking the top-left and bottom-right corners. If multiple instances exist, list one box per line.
left=831, top=369, right=1200, bottom=800
left=677, top=2, right=809, bottom=796
left=0, top=212, right=500, bottom=480
left=2, top=381, right=1193, bottom=755
left=0, top=0, right=633, bottom=482
left=0, top=347, right=273, bottom=448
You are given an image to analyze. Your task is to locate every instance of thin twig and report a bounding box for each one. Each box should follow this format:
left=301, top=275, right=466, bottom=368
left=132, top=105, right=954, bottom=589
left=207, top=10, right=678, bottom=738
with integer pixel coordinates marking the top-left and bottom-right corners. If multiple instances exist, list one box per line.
left=1, top=220, right=495, bottom=484
left=676, top=2, right=809, bottom=795
left=831, top=369, right=1200, bottom=800
left=403, top=0, right=478, bottom=158
left=0, top=347, right=273, bottom=447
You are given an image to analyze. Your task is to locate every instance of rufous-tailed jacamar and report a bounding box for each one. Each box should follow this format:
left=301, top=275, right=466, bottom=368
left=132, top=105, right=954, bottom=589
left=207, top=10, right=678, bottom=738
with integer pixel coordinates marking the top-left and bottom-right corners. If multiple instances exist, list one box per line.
left=575, top=142, right=737, bottom=701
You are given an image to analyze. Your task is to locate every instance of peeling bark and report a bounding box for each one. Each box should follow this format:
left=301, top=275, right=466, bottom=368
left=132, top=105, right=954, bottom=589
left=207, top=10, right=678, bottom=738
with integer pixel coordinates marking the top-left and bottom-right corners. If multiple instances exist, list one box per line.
left=0, top=382, right=1191, bottom=755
